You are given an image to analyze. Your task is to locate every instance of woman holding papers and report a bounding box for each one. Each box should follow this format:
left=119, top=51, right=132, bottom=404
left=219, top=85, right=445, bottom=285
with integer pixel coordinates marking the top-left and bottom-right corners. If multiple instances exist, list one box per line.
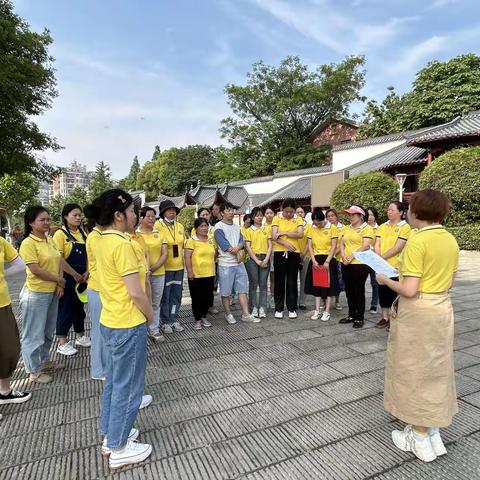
left=304, top=211, right=339, bottom=321
left=376, top=189, right=459, bottom=463
left=374, top=202, right=410, bottom=329
left=339, top=206, right=374, bottom=329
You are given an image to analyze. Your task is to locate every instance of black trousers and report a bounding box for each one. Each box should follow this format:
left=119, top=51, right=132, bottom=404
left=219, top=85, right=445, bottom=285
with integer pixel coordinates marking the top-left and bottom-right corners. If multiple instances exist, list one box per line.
left=274, top=251, right=300, bottom=312
left=188, top=276, right=215, bottom=321
left=379, top=279, right=399, bottom=308
left=341, top=263, right=370, bottom=321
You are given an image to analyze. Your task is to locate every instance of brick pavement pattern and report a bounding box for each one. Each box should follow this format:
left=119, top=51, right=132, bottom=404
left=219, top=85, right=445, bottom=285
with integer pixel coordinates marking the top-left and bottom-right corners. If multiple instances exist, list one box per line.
left=1, top=251, right=480, bottom=479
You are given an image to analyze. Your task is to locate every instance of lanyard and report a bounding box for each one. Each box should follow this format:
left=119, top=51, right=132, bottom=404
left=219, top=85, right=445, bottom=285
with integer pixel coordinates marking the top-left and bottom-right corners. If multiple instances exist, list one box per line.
left=166, top=222, right=176, bottom=243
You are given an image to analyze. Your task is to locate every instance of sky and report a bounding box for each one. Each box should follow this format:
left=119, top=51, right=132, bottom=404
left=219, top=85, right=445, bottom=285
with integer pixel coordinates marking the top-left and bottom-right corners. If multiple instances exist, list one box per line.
left=14, top=0, right=480, bottom=177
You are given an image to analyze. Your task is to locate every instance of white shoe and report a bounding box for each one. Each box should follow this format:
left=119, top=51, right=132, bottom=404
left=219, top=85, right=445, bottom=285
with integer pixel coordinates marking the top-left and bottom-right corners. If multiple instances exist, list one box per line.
left=259, top=307, right=267, bottom=318
left=288, top=311, right=297, bottom=319
left=274, top=311, right=283, bottom=319
left=149, top=332, right=165, bottom=343
left=242, top=314, right=260, bottom=323
left=225, top=313, right=237, bottom=324
left=252, top=307, right=259, bottom=318
left=335, top=303, right=343, bottom=311
left=108, top=439, right=152, bottom=470
left=140, top=394, right=152, bottom=410
left=202, top=318, right=212, bottom=327
left=429, top=432, right=447, bottom=456
left=172, top=322, right=184, bottom=332
left=310, top=310, right=320, bottom=320
left=102, top=428, right=139, bottom=456
left=92, top=376, right=106, bottom=381
left=75, top=335, right=91, bottom=347
left=162, top=324, right=173, bottom=334
left=391, top=425, right=437, bottom=462
left=321, top=311, right=331, bottom=322
left=57, top=341, right=78, bottom=356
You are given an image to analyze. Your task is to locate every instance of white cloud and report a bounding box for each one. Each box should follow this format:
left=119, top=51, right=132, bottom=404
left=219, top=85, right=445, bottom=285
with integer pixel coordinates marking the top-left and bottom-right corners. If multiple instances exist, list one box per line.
left=428, top=0, right=459, bottom=9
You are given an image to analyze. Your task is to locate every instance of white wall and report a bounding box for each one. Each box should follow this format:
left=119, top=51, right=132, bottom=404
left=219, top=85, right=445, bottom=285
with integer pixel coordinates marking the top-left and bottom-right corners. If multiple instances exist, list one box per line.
left=242, top=175, right=304, bottom=195
left=332, top=140, right=404, bottom=172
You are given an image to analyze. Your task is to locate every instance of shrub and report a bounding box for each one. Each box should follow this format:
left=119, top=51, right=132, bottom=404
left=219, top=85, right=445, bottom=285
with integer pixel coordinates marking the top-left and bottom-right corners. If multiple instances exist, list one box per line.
left=330, top=171, right=398, bottom=223
left=447, top=224, right=480, bottom=251
left=419, top=146, right=480, bottom=226
left=177, top=205, right=196, bottom=234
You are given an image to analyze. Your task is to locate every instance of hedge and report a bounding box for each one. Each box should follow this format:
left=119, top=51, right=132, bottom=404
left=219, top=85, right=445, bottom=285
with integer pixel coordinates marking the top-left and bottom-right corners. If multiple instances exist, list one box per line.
left=177, top=205, right=196, bottom=234
left=447, top=224, right=480, bottom=251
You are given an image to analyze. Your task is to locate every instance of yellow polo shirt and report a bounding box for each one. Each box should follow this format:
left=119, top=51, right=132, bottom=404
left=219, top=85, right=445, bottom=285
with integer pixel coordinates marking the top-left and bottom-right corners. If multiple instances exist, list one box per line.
left=341, top=223, right=374, bottom=265
left=309, top=224, right=338, bottom=255
left=244, top=226, right=270, bottom=255
left=19, top=234, right=61, bottom=293
left=298, top=220, right=308, bottom=255
left=138, top=229, right=167, bottom=276
left=184, top=237, right=216, bottom=278
left=0, top=237, right=19, bottom=307
left=86, top=228, right=102, bottom=291
left=376, top=220, right=411, bottom=267
left=52, top=228, right=86, bottom=259
left=399, top=225, right=459, bottom=293
left=272, top=216, right=303, bottom=253
left=96, top=230, right=146, bottom=328
left=191, top=225, right=215, bottom=240
left=130, top=233, right=149, bottom=273
left=155, top=220, right=185, bottom=271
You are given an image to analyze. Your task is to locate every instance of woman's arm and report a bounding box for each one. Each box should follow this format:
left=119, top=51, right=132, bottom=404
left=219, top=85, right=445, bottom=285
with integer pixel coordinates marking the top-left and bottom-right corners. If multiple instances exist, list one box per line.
left=245, top=241, right=260, bottom=264
left=282, top=225, right=304, bottom=239
left=272, top=225, right=295, bottom=251
left=376, top=274, right=420, bottom=298
left=123, top=273, right=154, bottom=323
left=27, top=263, right=65, bottom=286
left=381, top=238, right=407, bottom=261
left=356, top=237, right=372, bottom=253
left=61, top=258, right=83, bottom=282
left=263, top=239, right=272, bottom=266
left=184, top=249, right=194, bottom=280
left=4, top=256, right=25, bottom=277
left=374, top=237, right=381, bottom=256
left=308, top=238, right=319, bottom=270
left=150, top=244, right=168, bottom=272
left=324, top=238, right=337, bottom=269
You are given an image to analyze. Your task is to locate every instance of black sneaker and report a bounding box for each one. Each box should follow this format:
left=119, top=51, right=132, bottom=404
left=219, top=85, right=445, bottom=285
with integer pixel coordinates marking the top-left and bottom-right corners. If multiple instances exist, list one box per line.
left=353, top=319, right=364, bottom=329
left=0, top=390, right=32, bottom=405
left=339, top=316, right=354, bottom=324
left=369, top=306, right=377, bottom=313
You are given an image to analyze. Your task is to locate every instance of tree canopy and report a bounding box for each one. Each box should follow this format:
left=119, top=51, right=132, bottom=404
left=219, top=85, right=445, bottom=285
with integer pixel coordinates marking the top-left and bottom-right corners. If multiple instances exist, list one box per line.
left=358, top=54, right=480, bottom=138
left=0, top=172, right=39, bottom=224
left=88, top=161, right=113, bottom=201
left=220, top=55, right=366, bottom=179
left=0, top=0, right=60, bottom=177
left=119, top=155, right=141, bottom=191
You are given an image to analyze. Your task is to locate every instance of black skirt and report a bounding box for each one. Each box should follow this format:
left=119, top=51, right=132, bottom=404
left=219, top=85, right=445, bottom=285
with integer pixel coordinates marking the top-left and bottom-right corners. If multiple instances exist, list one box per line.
left=304, top=255, right=340, bottom=299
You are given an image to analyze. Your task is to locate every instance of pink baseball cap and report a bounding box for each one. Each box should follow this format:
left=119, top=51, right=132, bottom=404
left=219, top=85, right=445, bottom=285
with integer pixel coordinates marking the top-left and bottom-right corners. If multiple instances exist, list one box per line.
left=340, top=205, right=365, bottom=216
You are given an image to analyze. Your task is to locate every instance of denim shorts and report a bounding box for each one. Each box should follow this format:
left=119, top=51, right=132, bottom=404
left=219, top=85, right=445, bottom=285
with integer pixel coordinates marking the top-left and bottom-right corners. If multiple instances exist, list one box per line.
left=218, top=264, right=249, bottom=297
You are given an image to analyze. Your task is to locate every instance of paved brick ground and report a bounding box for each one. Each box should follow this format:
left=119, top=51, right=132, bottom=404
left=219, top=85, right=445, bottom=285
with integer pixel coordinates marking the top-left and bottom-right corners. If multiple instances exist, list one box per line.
left=1, top=251, right=480, bottom=479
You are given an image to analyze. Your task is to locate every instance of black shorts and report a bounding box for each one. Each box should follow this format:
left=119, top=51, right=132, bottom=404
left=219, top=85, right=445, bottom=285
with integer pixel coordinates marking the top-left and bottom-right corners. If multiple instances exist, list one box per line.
left=0, top=304, right=20, bottom=378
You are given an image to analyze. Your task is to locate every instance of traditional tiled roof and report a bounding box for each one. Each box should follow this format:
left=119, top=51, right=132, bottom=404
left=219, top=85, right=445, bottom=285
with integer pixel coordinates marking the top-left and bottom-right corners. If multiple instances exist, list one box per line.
left=347, top=144, right=427, bottom=176
left=258, top=176, right=312, bottom=207
left=406, top=110, right=480, bottom=146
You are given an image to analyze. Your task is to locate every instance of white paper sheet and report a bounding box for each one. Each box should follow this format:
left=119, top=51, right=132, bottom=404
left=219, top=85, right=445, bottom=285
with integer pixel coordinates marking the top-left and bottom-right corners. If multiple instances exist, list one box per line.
left=352, top=250, right=399, bottom=278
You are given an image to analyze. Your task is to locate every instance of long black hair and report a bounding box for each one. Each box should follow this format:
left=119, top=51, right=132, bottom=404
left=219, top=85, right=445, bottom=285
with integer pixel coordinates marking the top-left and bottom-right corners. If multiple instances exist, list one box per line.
left=83, top=189, right=133, bottom=227
left=61, top=203, right=87, bottom=241
left=24, top=206, right=49, bottom=237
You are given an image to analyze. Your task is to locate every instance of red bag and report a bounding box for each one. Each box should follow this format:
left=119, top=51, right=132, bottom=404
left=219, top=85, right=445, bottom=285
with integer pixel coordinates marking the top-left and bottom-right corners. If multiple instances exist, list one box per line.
left=313, top=266, right=330, bottom=288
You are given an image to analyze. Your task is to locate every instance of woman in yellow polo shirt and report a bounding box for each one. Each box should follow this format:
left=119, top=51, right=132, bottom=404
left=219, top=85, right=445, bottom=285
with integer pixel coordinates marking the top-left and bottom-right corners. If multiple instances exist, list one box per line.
left=296, top=206, right=309, bottom=310
left=339, top=205, right=374, bottom=328
left=271, top=198, right=304, bottom=319
left=305, top=211, right=339, bottom=322
left=377, top=189, right=459, bottom=463
left=138, top=206, right=167, bottom=342
left=184, top=217, right=217, bottom=330
left=326, top=208, right=344, bottom=311
left=263, top=206, right=275, bottom=309
left=19, top=206, right=65, bottom=384
left=245, top=207, right=272, bottom=319
left=91, top=189, right=153, bottom=470
left=374, top=201, right=411, bottom=329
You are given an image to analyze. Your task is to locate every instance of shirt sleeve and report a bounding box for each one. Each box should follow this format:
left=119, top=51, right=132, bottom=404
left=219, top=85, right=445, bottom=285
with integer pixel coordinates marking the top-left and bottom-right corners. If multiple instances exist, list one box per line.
left=52, top=230, right=66, bottom=256
left=330, top=225, right=338, bottom=239
left=113, top=241, right=140, bottom=277
left=398, top=224, right=411, bottom=241
left=1, top=237, right=18, bottom=263
left=19, top=238, right=39, bottom=265
left=214, top=227, right=232, bottom=251
left=272, top=216, right=280, bottom=227
left=184, top=238, right=194, bottom=250
left=400, top=238, right=424, bottom=278
left=243, top=229, right=251, bottom=243
left=376, top=224, right=384, bottom=238
left=363, top=225, right=374, bottom=239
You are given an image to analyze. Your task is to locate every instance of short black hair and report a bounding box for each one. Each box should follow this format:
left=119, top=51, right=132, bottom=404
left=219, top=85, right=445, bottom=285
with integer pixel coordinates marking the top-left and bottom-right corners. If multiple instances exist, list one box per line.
left=24, top=206, right=49, bottom=237
left=140, top=206, right=156, bottom=218
left=311, top=211, right=325, bottom=222
left=281, top=198, right=296, bottom=210
left=367, top=206, right=379, bottom=223
left=219, top=202, right=235, bottom=212
left=194, top=217, right=209, bottom=230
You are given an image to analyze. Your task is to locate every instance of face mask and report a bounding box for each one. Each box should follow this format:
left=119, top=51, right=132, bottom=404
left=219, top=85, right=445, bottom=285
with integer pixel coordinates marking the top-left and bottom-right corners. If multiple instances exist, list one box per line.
left=164, top=217, right=175, bottom=224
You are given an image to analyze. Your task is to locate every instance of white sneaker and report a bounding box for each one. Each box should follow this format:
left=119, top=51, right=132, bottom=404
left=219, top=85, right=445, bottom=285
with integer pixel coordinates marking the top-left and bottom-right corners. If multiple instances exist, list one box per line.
left=225, top=313, right=237, bottom=324
left=172, top=322, right=184, bottom=332
left=321, top=311, right=331, bottom=322
left=108, top=439, right=152, bottom=470
left=149, top=332, right=165, bottom=343
left=75, top=335, right=91, bottom=348
left=288, top=311, right=297, bottom=319
left=102, top=428, right=139, bottom=456
left=162, top=324, right=173, bottom=334
left=310, top=310, right=320, bottom=320
left=140, top=394, right=152, bottom=410
left=391, top=425, right=437, bottom=463
left=274, top=311, right=283, bottom=319
left=242, top=314, right=260, bottom=323
left=259, top=307, right=267, bottom=318
left=429, top=432, right=447, bottom=456
left=335, top=303, right=343, bottom=311
left=57, top=341, right=78, bottom=356
left=202, top=318, right=212, bottom=327
left=252, top=307, right=259, bottom=318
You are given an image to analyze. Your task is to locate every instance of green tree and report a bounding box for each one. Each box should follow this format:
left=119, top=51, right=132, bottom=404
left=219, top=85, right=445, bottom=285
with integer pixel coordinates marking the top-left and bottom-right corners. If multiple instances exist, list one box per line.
left=0, top=0, right=61, bottom=176
left=330, top=172, right=398, bottom=223
left=88, top=161, right=113, bottom=200
left=358, top=54, right=480, bottom=138
left=419, top=146, right=480, bottom=226
left=221, top=55, right=365, bottom=177
left=177, top=206, right=196, bottom=234
left=49, top=186, right=89, bottom=225
left=119, top=155, right=141, bottom=191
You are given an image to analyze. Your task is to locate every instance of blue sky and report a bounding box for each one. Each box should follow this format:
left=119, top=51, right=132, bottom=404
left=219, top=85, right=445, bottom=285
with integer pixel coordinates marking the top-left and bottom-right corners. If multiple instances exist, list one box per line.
left=14, top=0, right=480, bottom=177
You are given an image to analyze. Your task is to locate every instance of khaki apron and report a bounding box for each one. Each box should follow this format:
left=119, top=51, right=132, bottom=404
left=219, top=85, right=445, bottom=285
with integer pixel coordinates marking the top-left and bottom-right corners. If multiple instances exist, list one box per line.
left=384, top=292, right=458, bottom=428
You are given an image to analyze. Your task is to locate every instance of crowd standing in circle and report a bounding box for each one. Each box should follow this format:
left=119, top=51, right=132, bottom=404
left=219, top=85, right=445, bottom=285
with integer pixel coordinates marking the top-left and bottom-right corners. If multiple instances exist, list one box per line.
left=0, top=189, right=460, bottom=467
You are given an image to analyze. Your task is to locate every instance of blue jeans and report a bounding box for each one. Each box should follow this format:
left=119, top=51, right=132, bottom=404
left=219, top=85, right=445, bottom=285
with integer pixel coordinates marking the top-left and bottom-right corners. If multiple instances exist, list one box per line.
left=149, top=274, right=165, bottom=334
left=245, top=256, right=269, bottom=312
left=218, top=263, right=249, bottom=297
left=87, top=288, right=107, bottom=379
left=100, top=322, right=147, bottom=448
left=20, top=288, right=59, bottom=374
left=369, top=268, right=379, bottom=308
left=160, top=269, right=184, bottom=325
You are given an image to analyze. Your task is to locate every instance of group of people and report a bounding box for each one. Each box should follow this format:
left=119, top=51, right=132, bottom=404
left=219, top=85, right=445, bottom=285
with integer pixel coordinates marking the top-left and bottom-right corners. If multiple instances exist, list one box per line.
left=0, top=187, right=460, bottom=469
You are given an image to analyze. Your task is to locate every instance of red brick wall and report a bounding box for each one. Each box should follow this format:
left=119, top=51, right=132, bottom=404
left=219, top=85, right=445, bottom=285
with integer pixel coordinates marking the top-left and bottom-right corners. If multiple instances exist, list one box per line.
left=312, top=123, right=358, bottom=147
